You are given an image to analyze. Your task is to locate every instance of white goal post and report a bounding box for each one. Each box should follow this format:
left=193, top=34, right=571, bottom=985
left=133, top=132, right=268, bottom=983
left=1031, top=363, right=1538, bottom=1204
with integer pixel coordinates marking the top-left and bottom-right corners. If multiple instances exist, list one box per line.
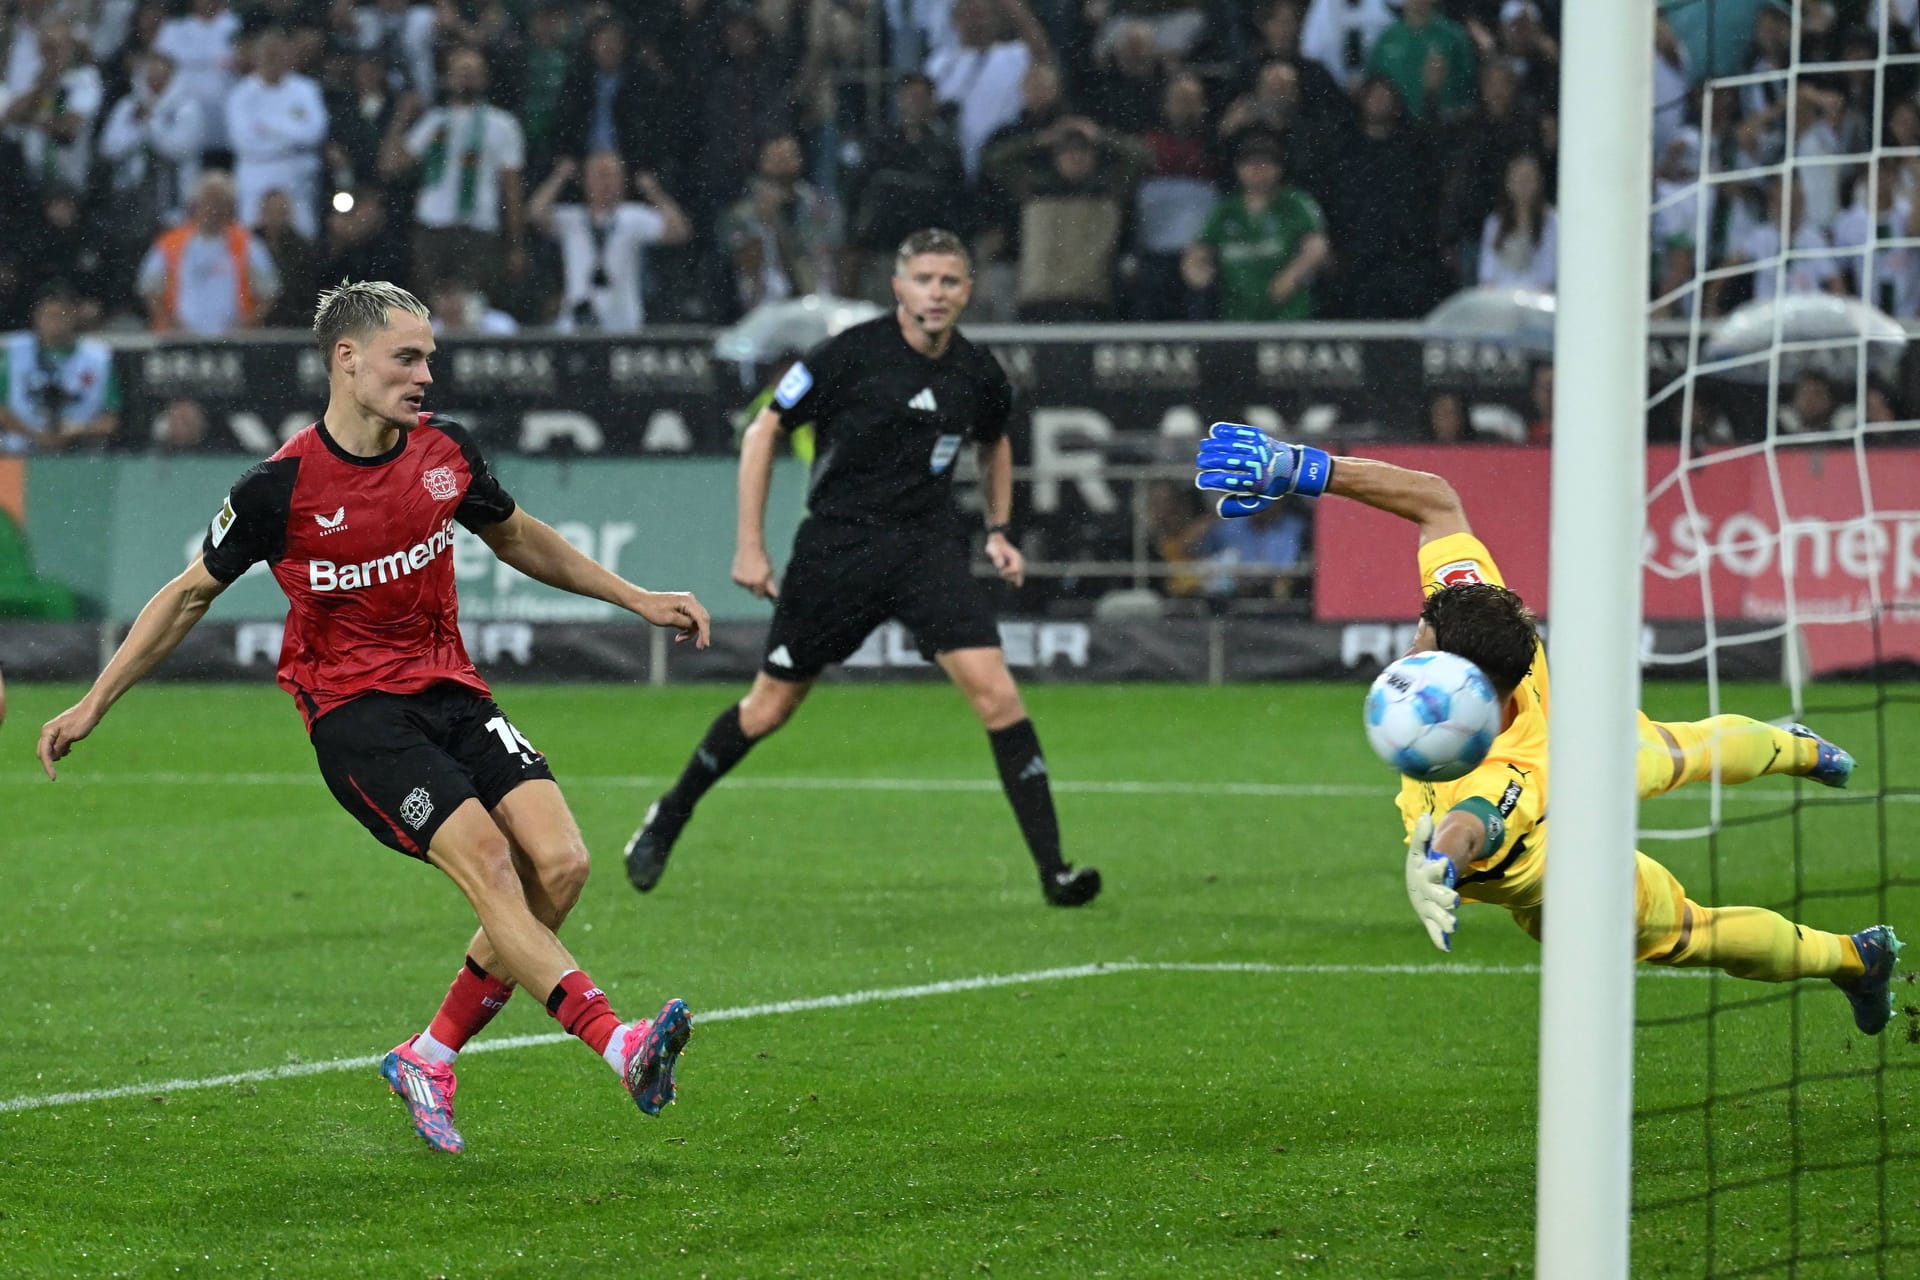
left=1537, top=1, right=1653, bottom=1276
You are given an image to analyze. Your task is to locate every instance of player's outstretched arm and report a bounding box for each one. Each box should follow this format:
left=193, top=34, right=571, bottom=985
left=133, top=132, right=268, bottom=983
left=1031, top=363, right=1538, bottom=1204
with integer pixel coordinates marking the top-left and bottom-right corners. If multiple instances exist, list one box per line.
left=732, top=406, right=782, bottom=598
left=1404, top=808, right=1486, bottom=952
left=38, top=557, right=228, bottom=779
left=479, top=509, right=711, bottom=646
left=1323, top=455, right=1471, bottom=547
left=1193, top=423, right=1469, bottom=544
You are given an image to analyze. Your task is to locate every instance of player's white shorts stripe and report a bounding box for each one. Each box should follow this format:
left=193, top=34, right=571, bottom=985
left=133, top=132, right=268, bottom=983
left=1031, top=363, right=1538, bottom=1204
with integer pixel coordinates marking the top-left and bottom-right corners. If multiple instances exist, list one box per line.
left=0, top=959, right=1715, bottom=1116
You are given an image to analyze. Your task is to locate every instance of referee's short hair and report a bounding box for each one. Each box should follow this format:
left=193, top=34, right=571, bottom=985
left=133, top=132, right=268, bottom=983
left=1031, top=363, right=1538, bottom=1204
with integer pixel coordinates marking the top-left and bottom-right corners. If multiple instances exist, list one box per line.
left=313, top=280, right=430, bottom=367
left=895, top=229, right=971, bottom=275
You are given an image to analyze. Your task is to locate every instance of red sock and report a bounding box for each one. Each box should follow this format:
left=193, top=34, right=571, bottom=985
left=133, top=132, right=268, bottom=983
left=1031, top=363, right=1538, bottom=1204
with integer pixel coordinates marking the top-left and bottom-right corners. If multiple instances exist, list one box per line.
left=427, top=958, right=515, bottom=1052
left=546, top=969, right=623, bottom=1055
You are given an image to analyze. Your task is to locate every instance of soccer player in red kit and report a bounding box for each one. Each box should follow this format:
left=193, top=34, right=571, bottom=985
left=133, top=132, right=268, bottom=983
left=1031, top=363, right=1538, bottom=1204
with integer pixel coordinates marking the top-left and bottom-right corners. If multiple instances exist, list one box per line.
left=37, top=281, right=712, bottom=1154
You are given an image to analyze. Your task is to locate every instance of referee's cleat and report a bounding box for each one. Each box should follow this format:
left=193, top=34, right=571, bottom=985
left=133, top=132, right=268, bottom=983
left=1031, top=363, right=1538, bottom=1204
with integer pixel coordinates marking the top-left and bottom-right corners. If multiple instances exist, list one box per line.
left=624, top=799, right=688, bottom=892
left=1834, top=925, right=1903, bottom=1036
left=621, top=999, right=694, bottom=1115
left=1043, top=864, right=1102, bottom=907
left=380, top=1036, right=463, bottom=1154
left=1787, top=723, right=1854, bottom=789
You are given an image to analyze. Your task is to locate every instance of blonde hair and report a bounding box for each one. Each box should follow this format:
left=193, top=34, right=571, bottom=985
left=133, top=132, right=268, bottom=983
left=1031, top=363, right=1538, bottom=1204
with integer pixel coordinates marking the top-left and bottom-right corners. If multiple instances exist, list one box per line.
left=312, top=280, right=429, bottom=367
left=894, top=228, right=971, bottom=275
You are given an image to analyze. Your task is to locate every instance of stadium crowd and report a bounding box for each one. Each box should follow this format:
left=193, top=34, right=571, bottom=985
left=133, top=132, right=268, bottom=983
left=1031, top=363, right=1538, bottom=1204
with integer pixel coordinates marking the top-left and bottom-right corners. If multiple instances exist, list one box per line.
left=4, top=0, right=1895, bottom=341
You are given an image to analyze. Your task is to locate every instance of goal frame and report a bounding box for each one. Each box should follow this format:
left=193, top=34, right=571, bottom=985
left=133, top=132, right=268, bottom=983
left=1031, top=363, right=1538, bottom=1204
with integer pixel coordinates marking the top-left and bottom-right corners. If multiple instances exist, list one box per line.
left=1536, top=2, right=1652, bottom=1276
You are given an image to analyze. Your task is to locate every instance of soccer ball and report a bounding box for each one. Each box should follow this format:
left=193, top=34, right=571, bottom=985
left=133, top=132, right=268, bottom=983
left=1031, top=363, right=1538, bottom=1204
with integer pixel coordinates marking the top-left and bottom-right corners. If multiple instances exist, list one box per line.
left=1363, top=651, right=1502, bottom=782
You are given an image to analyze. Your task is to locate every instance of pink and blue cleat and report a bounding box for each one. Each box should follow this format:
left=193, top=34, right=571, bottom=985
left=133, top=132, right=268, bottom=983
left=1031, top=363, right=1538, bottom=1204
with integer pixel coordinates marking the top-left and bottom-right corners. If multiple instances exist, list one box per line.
left=1834, top=925, right=1904, bottom=1036
left=381, top=1037, right=463, bottom=1153
left=1787, top=724, right=1855, bottom=789
left=621, top=999, right=693, bottom=1116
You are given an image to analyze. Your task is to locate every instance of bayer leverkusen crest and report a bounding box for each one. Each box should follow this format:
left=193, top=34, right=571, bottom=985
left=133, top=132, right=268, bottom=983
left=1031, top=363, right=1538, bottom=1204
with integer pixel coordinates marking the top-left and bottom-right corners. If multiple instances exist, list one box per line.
left=422, top=466, right=458, bottom=501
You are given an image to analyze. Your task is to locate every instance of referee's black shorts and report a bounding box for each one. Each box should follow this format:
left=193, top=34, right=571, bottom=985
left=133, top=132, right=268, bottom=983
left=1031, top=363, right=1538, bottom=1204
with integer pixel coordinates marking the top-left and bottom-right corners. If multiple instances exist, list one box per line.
left=309, top=683, right=555, bottom=859
left=762, top=517, right=1001, bottom=681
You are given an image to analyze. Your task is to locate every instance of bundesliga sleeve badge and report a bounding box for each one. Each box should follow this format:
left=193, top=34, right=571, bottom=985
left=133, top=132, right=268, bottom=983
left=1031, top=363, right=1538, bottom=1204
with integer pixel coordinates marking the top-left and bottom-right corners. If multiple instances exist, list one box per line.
left=774, top=362, right=813, bottom=410
left=209, top=497, right=237, bottom=546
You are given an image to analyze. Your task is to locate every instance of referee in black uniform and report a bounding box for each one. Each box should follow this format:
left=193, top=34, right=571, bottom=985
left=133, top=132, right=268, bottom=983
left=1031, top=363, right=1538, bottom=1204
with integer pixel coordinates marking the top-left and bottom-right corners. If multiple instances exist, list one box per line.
left=626, top=228, right=1100, bottom=906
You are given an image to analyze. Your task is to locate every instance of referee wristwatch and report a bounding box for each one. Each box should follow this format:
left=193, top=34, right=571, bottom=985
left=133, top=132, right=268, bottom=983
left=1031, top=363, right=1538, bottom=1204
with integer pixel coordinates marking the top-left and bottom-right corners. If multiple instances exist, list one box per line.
left=985, top=522, right=1014, bottom=540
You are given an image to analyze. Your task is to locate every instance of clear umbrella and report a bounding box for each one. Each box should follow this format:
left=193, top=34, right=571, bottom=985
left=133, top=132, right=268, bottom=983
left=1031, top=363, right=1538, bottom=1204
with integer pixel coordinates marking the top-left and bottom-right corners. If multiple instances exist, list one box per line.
left=1422, top=286, right=1558, bottom=354
left=712, top=295, right=885, bottom=365
left=1701, top=292, right=1906, bottom=385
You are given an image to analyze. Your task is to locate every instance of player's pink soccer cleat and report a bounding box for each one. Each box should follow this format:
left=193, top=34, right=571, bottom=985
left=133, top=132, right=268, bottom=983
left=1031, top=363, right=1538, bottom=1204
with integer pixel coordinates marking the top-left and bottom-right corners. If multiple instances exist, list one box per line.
left=380, top=1036, right=464, bottom=1153
left=620, top=999, right=693, bottom=1116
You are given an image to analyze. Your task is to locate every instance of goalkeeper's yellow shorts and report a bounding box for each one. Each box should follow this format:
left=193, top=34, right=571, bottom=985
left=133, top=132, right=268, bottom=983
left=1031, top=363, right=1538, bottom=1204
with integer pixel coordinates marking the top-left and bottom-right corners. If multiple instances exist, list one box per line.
left=1502, top=850, right=1689, bottom=962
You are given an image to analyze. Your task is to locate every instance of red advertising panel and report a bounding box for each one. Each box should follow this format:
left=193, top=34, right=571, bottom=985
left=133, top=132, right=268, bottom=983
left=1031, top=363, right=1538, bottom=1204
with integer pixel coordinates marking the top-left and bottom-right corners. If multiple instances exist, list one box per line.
left=1312, top=445, right=1553, bottom=622
left=1314, top=445, right=1920, bottom=674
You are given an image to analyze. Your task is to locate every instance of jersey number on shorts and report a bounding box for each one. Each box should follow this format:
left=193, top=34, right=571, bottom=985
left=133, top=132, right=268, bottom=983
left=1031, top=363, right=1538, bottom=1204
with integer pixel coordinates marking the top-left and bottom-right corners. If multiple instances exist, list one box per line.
left=929, top=433, right=962, bottom=475
left=485, top=715, right=538, bottom=762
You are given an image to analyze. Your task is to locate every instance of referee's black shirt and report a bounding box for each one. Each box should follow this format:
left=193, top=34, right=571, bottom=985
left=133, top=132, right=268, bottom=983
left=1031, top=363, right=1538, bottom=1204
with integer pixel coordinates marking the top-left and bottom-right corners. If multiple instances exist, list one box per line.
left=771, top=314, right=1012, bottom=531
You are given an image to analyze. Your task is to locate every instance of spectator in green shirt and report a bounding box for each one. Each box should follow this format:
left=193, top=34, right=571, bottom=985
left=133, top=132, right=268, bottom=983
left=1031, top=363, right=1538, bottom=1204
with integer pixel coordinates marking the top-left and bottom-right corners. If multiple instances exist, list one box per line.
left=1181, top=132, right=1329, bottom=322
left=1365, top=0, right=1477, bottom=123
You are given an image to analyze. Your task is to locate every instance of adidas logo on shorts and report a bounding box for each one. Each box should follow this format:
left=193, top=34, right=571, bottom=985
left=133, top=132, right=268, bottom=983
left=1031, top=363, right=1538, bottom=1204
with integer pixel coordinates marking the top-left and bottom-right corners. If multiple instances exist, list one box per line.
left=768, top=645, right=794, bottom=668
left=908, top=388, right=938, bottom=412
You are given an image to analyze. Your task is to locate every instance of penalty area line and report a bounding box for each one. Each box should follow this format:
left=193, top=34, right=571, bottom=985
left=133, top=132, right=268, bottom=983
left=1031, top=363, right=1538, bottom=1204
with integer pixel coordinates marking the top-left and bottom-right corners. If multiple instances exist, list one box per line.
left=0, top=958, right=1668, bottom=1117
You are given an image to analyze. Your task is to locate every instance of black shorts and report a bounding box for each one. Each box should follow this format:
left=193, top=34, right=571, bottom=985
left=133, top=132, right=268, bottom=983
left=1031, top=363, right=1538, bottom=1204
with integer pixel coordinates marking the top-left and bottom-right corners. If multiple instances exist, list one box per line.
left=310, top=683, right=555, bottom=859
left=763, top=517, right=1001, bottom=681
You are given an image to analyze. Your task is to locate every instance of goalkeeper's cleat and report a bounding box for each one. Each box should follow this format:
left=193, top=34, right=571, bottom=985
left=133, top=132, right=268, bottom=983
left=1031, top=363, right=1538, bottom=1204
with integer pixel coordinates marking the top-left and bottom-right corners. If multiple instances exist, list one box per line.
left=1043, top=864, right=1102, bottom=907
left=624, top=799, right=689, bottom=893
left=381, top=1036, right=464, bottom=1154
left=621, top=999, right=694, bottom=1116
left=1833, top=925, right=1903, bottom=1036
left=1787, top=723, right=1855, bottom=789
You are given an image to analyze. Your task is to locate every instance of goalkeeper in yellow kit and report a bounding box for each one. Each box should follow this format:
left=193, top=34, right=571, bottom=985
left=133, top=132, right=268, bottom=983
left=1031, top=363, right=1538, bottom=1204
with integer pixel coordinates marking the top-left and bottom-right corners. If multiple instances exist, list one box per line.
left=1195, top=424, right=1904, bottom=1034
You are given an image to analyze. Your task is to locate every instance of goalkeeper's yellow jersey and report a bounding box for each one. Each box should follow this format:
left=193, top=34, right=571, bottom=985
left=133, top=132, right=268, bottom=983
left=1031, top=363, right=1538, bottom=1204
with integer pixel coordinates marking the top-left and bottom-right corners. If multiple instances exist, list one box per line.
left=1392, top=533, right=1551, bottom=910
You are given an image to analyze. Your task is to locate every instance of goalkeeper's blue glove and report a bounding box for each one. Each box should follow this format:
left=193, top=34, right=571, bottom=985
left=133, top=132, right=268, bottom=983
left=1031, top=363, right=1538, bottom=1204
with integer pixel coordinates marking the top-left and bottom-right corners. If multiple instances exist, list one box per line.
left=1193, top=423, right=1334, bottom=518
left=1404, top=813, right=1460, bottom=953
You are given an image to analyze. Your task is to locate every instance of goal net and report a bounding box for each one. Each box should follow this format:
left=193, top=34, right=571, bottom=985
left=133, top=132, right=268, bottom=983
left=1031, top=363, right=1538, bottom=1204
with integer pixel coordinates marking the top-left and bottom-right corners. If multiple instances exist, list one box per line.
left=1632, top=5, right=1920, bottom=1273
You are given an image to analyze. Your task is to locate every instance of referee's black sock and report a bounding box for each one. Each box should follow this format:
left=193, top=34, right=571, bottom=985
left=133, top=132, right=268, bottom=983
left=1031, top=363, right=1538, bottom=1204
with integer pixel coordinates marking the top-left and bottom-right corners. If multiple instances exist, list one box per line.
left=662, top=704, right=757, bottom=815
left=988, top=718, right=1066, bottom=878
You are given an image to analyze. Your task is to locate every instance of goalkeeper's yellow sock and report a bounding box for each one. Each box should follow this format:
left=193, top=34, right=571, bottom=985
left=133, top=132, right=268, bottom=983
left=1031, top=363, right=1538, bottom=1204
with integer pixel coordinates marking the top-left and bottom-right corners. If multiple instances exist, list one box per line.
left=1640, top=716, right=1816, bottom=797
left=1665, top=904, right=1864, bottom=982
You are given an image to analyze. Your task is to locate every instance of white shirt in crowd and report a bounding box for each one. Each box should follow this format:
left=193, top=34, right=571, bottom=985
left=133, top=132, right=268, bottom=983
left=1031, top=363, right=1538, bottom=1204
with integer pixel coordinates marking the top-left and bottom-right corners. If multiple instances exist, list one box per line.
left=225, top=71, right=328, bottom=237
left=153, top=9, right=240, bottom=151
left=926, top=41, right=1029, bottom=179
left=136, top=229, right=281, bottom=334
left=99, top=76, right=206, bottom=226
left=1479, top=208, right=1559, bottom=292
left=1830, top=192, right=1920, bottom=318
left=3, top=21, right=41, bottom=102
left=884, top=0, right=957, bottom=68
left=549, top=202, right=670, bottom=332
left=404, top=103, right=524, bottom=231
left=1791, top=118, right=1845, bottom=234
left=9, top=61, right=102, bottom=191
left=1300, top=0, right=1397, bottom=90
left=352, top=4, right=440, bottom=101
left=1733, top=221, right=1840, bottom=301
left=1651, top=31, right=1691, bottom=160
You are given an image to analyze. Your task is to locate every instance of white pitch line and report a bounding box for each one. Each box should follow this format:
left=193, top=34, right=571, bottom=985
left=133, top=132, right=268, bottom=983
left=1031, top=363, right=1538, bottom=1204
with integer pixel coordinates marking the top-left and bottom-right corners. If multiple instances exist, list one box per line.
left=0, top=958, right=1717, bottom=1118
left=0, top=770, right=1896, bottom=805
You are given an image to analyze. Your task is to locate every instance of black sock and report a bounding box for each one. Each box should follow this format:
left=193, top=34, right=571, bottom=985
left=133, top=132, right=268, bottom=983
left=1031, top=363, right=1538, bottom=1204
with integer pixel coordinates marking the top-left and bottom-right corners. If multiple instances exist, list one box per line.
left=988, top=718, right=1065, bottom=877
left=662, top=704, right=756, bottom=814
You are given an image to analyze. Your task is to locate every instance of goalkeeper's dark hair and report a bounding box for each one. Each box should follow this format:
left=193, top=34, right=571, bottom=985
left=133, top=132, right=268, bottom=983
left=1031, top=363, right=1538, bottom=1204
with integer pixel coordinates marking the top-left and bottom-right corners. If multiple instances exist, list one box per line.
left=1421, top=583, right=1537, bottom=698
left=313, top=280, right=429, bottom=369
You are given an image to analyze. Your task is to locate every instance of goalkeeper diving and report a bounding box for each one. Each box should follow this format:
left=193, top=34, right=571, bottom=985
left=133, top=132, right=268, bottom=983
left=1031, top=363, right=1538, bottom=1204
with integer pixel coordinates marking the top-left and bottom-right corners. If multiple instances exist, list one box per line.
left=1194, top=424, right=1904, bottom=1035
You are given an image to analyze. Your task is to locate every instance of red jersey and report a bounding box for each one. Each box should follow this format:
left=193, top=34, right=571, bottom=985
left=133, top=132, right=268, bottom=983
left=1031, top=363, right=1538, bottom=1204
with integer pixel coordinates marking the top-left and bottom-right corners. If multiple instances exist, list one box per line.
left=200, top=414, right=517, bottom=730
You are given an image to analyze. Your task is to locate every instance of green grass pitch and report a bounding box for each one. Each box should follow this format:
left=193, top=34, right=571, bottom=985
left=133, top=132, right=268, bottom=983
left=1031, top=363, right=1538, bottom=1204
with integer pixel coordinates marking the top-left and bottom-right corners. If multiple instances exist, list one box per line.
left=0, top=681, right=1914, bottom=1278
